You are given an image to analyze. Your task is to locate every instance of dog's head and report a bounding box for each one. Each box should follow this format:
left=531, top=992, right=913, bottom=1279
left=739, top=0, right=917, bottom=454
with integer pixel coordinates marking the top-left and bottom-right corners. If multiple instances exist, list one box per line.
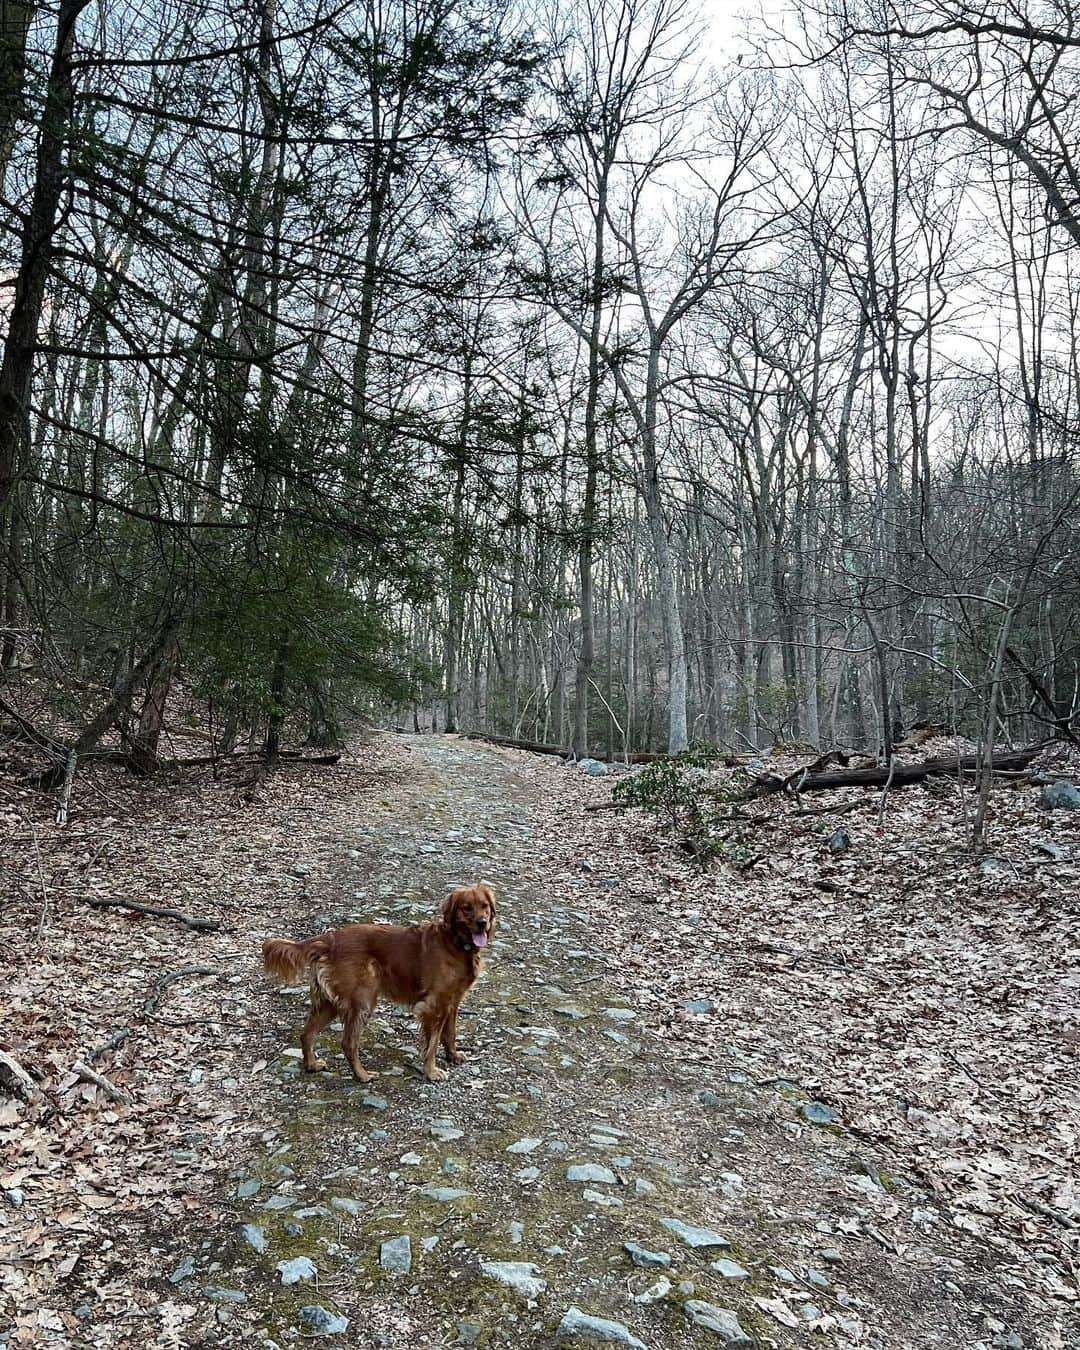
left=441, top=884, right=497, bottom=953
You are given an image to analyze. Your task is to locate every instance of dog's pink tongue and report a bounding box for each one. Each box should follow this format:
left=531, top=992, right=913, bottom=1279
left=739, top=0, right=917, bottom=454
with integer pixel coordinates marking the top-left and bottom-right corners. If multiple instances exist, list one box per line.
left=473, top=931, right=488, bottom=949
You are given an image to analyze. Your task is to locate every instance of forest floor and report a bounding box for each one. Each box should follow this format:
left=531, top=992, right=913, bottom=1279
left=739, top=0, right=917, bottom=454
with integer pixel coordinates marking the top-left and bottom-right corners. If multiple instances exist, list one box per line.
left=0, top=732, right=1077, bottom=1350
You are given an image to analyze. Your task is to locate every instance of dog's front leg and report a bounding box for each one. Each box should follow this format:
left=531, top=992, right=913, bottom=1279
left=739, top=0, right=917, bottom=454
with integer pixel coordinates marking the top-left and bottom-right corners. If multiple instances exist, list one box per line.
left=441, top=1003, right=465, bottom=1065
left=415, top=998, right=448, bottom=1081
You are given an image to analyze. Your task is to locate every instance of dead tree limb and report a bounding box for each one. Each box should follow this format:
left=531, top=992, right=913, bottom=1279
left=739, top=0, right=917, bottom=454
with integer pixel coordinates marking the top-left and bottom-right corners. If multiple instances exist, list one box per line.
left=70, top=1059, right=131, bottom=1105
left=81, top=896, right=220, bottom=931
left=88, top=1028, right=131, bottom=1063
left=744, top=747, right=1043, bottom=798
left=142, top=964, right=218, bottom=1017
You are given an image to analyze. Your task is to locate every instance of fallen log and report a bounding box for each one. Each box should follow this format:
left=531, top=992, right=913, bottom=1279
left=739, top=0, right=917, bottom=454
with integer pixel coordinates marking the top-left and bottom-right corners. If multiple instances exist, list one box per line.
left=81, top=896, right=220, bottom=931
left=744, top=747, right=1043, bottom=798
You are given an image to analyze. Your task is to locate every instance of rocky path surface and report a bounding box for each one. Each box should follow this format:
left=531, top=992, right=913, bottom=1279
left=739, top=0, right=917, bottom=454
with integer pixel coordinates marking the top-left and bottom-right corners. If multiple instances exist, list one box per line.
left=195, top=737, right=1043, bottom=1349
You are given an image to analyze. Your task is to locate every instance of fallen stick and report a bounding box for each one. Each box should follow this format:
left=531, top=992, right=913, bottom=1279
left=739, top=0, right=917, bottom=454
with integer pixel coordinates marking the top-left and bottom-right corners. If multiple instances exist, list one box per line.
left=143, top=965, right=218, bottom=1017
left=88, top=1029, right=131, bottom=1063
left=71, top=1059, right=132, bottom=1105
left=82, top=896, right=220, bottom=931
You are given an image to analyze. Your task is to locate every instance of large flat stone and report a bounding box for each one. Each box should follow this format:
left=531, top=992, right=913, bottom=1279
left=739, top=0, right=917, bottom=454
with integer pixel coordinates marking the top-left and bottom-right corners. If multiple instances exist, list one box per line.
left=480, top=1260, right=546, bottom=1298
left=660, top=1217, right=731, bottom=1249
left=556, top=1307, right=646, bottom=1348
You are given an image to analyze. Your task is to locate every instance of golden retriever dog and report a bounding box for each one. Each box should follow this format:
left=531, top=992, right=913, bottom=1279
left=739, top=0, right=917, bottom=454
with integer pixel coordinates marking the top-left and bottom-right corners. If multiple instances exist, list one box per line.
left=262, top=884, right=496, bottom=1082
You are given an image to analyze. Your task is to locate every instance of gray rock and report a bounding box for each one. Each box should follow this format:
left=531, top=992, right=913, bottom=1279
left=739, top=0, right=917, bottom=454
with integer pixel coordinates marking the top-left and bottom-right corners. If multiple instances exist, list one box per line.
left=1034, top=839, right=1069, bottom=860
left=683, top=998, right=714, bottom=1015
left=282, top=1221, right=302, bottom=1237
left=659, top=1218, right=731, bottom=1249
left=557, top=1307, right=645, bottom=1348
left=330, top=1197, right=361, bottom=1216
left=828, top=828, right=851, bottom=854
left=380, top=1236, right=412, bottom=1274
left=554, top=1006, right=586, bottom=1020
left=480, top=1260, right=546, bottom=1297
left=299, top=1306, right=349, bottom=1335
left=685, top=1301, right=753, bottom=1345
left=567, top=1163, right=617, bottom=1184
left=456, top=1325, right=483, bottom=1346
left=169, top=1256, right=195, bottom=1284
left=710, top=1258, right=749, bottom=1280
left=623, top=1241, right=671, bottom=1268
left=507, top=1137, right=542, bottom=1154
left=430, top=1119, right=464, bottom=1141
left=421, top=1186, right=471, bottom=1201
left=4, top=1187, right=23, bottom=1208
left=262, top=1193, right=293, bottom=1211
left=633, top=1178, right=656, bottom=1195
left=801, top=1101, right=839, bottom=1126
left=582, top=1187, right=622, bottom=1207
left=235, top=1179, right=261, bottom=1199
left=979, top=855, right=1009, bottom=879
left=515, top=1167, right=540, bottom=1182
left=586, top=761, right=609, bottom=776
left=276, top=1255, right=317, bottom=1285
left=239, top=1224, right=268, bottom=1254
left=205, top=1287, right=247, bottom=1304
left=291, top=864, right=311, bottom=876
left=1042, top=780, right=1080, bottom=809
left=699, top=1090, right=722, bottom=1107
left=361, top=1094, right=388, bottom=1110
left=604, top=1008, right=636, bottom=1021
left=633, top=1275, right=671, bottom=1304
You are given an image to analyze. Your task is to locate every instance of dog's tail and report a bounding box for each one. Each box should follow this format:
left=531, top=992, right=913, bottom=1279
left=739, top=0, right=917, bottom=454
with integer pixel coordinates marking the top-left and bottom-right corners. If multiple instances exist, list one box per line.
left=261, top=935, right=330, bottom=984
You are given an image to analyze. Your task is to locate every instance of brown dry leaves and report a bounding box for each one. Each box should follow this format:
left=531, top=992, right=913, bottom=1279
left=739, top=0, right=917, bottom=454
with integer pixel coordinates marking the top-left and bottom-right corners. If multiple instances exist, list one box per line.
left=0, top=734, right=412, bottom=1348
left=525, top=741, right=1079, bottom=1323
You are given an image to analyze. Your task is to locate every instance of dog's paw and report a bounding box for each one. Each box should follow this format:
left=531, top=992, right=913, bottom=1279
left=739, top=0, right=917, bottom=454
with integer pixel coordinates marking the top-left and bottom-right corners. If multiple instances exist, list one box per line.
left=304, top=1057, right=328, bottom=1072
left=425, top=1066, right=449, bottom=1082
left=448, top=1050, right=466, bottom=1065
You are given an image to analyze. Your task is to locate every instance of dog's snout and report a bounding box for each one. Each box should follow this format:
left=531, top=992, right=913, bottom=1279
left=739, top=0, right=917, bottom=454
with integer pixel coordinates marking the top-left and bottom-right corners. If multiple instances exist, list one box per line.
left=475, top=916, right=489, bottom=930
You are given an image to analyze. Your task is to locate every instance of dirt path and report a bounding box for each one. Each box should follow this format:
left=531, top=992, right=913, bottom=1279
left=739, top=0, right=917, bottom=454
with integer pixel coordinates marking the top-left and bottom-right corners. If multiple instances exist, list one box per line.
left=188, top=737, right=1047, bottom=1349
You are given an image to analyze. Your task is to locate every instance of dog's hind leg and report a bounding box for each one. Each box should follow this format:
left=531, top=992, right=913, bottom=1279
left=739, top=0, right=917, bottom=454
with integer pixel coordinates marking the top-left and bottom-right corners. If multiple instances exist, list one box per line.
left=299, top=999, right=335, bottom=1072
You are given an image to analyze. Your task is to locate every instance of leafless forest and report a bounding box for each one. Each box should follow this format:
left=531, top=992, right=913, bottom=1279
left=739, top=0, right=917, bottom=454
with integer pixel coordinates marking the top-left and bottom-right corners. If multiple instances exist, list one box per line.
left=1, top=0, right=1079, bottom=781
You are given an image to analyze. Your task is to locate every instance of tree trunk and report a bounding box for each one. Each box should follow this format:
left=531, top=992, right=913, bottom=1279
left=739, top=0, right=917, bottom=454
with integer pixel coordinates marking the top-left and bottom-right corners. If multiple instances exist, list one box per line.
left=0, top=0, right=90, bottom=518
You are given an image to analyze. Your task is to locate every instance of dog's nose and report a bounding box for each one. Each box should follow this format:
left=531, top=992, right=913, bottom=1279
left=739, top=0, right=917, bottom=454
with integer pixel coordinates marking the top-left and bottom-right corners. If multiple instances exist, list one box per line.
left=475, top=917, right=488, bottom=930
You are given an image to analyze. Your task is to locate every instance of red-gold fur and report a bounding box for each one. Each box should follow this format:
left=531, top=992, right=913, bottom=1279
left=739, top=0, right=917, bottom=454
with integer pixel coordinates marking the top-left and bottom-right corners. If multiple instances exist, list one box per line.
left=262, top=884, right=496, bottom=1082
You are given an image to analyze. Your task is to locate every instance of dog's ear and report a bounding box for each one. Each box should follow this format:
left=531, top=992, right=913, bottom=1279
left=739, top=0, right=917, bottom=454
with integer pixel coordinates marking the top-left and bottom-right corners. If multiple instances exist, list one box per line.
left=441, top=888, right=464, bottom=925
left=478, top=883, right=497, bottom=934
